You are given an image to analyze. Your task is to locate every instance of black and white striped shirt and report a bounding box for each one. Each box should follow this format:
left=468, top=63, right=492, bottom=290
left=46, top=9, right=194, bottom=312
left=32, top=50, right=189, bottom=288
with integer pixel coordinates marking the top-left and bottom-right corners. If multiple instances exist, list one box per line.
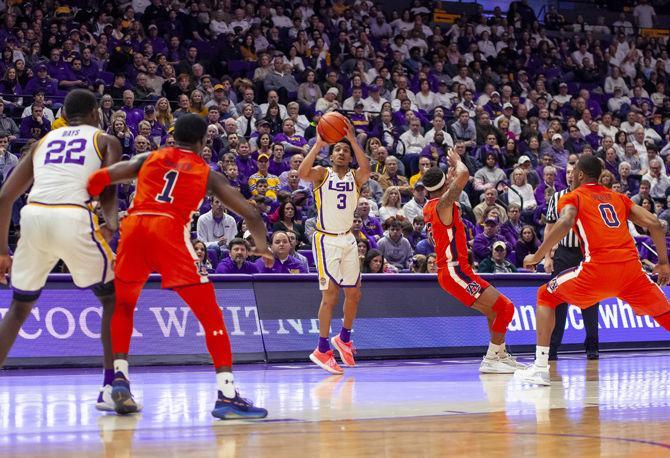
left=546, top=188, right=580, bottom=248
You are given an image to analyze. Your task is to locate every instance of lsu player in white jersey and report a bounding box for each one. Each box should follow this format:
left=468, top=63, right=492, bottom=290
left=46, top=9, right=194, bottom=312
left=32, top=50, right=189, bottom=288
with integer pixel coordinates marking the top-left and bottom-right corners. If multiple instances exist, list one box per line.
left=298, top=122, right=371, bottom=374
left=0, top=89, right=122, bottom=409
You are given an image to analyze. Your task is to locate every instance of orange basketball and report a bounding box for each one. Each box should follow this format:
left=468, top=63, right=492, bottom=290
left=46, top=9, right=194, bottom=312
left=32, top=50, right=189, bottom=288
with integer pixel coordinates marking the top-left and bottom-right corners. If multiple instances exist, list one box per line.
left=317, top=112, right=349, bottom=144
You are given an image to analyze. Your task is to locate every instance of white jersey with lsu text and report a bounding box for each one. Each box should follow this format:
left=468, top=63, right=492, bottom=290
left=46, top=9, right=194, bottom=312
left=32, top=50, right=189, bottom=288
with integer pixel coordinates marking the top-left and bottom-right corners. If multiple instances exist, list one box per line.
left=314, top=167, right=359, bottom=234
left=11, top=124, right=114, bottom=295
left=312, top=167, right=361, bottom=291
left=29, top=124, right=105, bottom=206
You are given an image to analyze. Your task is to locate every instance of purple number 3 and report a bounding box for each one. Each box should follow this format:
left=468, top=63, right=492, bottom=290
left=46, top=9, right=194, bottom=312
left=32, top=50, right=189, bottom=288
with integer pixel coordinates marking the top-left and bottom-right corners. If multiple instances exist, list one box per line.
left=44, top=139, right=87, bottom=165
left=336, top=193, right=346, bottom=209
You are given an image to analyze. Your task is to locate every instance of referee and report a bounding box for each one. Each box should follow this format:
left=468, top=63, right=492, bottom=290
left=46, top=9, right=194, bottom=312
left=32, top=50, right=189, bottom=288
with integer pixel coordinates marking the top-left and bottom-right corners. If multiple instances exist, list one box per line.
left=544, top=163, right=599, bottom=360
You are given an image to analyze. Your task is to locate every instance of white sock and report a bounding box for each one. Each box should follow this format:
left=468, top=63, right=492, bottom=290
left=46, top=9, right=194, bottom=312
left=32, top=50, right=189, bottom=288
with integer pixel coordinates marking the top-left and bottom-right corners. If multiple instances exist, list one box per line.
left=535, top=346, right=550, bottom=368
left=486, top=342, right=504, bottom=358
left=216, top=372, right=236, bottom=398
left=114, top=359, right=129, bottom=379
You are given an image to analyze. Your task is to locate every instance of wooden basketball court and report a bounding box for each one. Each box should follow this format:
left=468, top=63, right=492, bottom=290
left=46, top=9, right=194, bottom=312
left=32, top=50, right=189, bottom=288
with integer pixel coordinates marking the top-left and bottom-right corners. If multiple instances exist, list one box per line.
left=2, top=352, right=670, bottom=456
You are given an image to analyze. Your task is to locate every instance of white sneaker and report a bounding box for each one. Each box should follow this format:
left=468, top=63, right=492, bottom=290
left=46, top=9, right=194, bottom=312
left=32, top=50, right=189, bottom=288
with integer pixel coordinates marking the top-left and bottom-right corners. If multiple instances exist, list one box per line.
left=479, top=356, right=516, bottom=374
left=95, top=385, right=115, bottom=411
left=498, top=351, right=526, bottom=370
left=514, top=363, right=551, bottom=386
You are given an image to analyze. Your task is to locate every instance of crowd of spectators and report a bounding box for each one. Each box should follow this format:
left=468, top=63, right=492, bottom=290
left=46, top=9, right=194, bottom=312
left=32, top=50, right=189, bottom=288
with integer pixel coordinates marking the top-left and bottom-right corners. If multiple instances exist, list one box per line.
left=0, top=0, right=669, bottom=275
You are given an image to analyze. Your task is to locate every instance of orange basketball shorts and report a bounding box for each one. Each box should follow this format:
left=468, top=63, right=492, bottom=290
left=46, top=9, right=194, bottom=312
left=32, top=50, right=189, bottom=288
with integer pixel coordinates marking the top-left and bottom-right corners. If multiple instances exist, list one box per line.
left=538, top=259, right=670, bottom=317
left=115, top=214, right=208, bottom=289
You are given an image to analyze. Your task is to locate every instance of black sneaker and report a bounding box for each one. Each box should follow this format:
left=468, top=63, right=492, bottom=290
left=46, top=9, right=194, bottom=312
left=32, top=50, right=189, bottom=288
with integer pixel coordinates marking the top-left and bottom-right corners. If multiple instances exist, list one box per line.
left=111, top=372, right=141, bottom=415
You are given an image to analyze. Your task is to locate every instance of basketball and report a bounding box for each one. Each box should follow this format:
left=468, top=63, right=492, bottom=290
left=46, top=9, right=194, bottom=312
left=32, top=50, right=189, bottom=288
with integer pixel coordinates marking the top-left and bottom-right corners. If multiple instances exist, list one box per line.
left=317, top=112, right=349, bottom=144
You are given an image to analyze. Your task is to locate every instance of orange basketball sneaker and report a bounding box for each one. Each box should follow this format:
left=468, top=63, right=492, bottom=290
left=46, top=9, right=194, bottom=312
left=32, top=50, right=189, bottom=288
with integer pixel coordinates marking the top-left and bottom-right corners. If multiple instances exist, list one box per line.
left=331, top=336, right=356, bottom=367
left=309, top=349, right=344, bottom=375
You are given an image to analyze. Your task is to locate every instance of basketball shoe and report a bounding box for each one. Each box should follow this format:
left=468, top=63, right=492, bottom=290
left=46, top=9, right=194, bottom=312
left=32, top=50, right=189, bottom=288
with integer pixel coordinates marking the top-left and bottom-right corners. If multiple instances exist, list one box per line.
left=309, top=349, right=344, bottom=375
left=514, top=363, right=551, bottom=386
left=111, top=373, right=141, bottom=415
left=95, top=385, right=115, bottom=411
left=479, top=351, right=525, bottom=373
left=331, top=336, right=356, bottom=367
left=211, top=391, right=268, bottom=420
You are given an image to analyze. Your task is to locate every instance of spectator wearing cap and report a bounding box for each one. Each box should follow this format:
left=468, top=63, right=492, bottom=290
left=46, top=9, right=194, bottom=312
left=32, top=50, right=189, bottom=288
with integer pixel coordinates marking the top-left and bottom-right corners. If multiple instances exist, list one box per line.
left=483, top=91, right=503, bottom=119
left=402, top=181, right=428, bottom=223
left=472, top=217, right=512, bottom=262
left=22, top=65, right=58, bottom=101
left=19, top=104, right=50, bottom=140
left=141, top=104, right=167, bottom=145
left=477, top=240, right=517, bottom=273
left=248, top=153, right=280, bottom=200
left=548, top=133, right=569, bottom=168
left=494, top=102, right=521, bottom=137
left=517, top=155, right=539, bottom=187
left=256, top=231, right=308, bottom=274
left=315, top=87, right=341, bottom=113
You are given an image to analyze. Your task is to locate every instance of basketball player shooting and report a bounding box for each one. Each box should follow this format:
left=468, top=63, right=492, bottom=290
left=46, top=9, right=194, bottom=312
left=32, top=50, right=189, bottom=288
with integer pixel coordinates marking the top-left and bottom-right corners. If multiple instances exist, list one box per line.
left=516, top=155, right=670, bottom=385
left=421, top=149, right=525, bottom=373
left=298, top=118, right=370, bottom=375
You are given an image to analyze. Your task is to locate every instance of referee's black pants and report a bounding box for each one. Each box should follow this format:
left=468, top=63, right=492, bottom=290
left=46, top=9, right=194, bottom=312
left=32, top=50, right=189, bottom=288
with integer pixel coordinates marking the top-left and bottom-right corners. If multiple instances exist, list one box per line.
left=549, top=246, right=599, bottom=358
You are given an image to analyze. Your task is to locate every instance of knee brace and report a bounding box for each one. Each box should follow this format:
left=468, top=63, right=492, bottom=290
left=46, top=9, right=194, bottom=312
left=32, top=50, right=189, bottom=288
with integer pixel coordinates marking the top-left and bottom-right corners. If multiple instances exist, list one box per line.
left=537, top=284, right=562, bottom=309
left=491, top=295, right=514, bottom=333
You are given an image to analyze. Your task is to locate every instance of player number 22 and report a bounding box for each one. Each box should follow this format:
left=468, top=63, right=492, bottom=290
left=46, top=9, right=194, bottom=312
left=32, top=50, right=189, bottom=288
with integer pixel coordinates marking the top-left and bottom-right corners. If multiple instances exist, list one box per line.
left=336, top=193, right=346, bottom=209
left=44, top=139, right=87, bottom=165
left=598, top=203, right=621, bottom=228
left=156, top=170, right=179, bottom=203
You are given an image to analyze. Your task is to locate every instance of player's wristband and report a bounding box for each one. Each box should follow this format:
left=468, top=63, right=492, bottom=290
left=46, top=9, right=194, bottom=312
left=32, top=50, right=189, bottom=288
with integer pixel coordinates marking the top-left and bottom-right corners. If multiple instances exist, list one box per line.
left=87, top=169, right=111, bottom=196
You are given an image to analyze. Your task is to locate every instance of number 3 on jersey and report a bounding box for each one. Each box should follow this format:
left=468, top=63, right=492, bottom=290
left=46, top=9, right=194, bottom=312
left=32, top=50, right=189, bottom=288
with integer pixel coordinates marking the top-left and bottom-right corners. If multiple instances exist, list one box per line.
left=156, top=170, right=179, bottom=203
left=598, top=203, right=621, bottom=228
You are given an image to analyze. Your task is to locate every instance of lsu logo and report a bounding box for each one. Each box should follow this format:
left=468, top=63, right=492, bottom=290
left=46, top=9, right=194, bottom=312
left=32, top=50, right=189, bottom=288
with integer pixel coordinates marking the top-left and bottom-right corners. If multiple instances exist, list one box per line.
left=328, top=181, right=354, bottom=192
left=548, top=278, right=558, bottom=293
left=466, top=282, right=481, bottom=296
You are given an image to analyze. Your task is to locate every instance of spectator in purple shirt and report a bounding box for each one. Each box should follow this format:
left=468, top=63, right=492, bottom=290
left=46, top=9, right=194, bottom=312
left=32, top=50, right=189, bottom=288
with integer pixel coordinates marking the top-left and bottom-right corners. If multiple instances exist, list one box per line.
left=357, top=197, right=384, bottom=241
left=215, top=238, right=260, bottom=274
left=235, top=141, right=257, bottom=182
left=472, top=217, right=512, bottom=262
left=273, top=118, right=308, bottom=156
left=19, top=104, right=51, bottom=139
left=121, top=90, right=145, bottom=133
left=23, top=65, right=58, bottom=99
left=268, top=143, right=289, bottom=176
left=255, top=231, right=308, bottom=273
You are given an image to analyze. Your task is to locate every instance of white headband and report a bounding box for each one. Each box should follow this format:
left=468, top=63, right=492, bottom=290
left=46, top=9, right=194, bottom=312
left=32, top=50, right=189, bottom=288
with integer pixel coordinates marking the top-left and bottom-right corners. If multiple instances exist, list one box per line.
left=425, top=172, right=446, bottom=192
